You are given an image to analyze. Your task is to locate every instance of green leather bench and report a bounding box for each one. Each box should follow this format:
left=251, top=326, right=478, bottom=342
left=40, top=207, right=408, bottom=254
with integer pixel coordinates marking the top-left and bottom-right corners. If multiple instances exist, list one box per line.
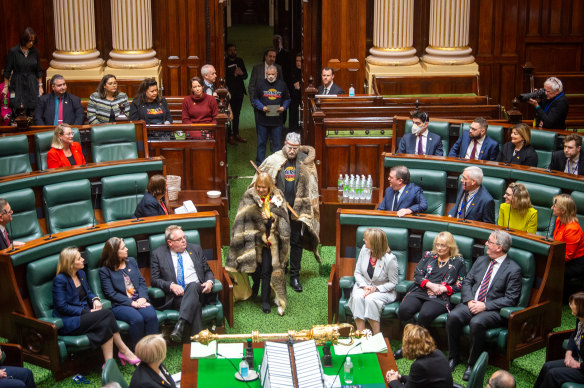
left=410, top=169, right=446, bottom=215
left=516, top=181, right=561, bottom=236
left=0, top=188, right=42, bottom=242
left=405, top=119, right=450, bottom=154
left=0, top=134, right=32, bottom=177
left=531, top=129, right=557, bottom=169
left=34, top=129, right=81, bottom=171
left=101, top=173, right=148, bottom=223
left=460, top=123, right=505, bottom=145
left=43, top=179, right=95, bottom=234
left=91, top=124, right=138, bottom=163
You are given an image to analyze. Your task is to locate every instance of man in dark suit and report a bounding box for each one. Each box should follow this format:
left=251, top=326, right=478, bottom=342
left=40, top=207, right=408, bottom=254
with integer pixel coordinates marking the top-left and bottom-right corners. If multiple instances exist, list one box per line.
left=0, top=198, right=24, bottom=250
left=448, top=166, right=495, bottom=223
left=378, top=165, right=428, bottom=216
left=548, top=134, right=584, bottom=175
left=448, top=117, right=499, bottom=161
left=528, top=76, right=569, bottom=129
left=248, top=48, right=283, bottom=106
left=150, top=225, right=215, bottom=342
left=34, top=74, right=84, bottom=125
left=397, top=111, right=444, bottom=156
left=317, top=67, right=345, bottom=95
left=225, top=43, right=248, bottom=144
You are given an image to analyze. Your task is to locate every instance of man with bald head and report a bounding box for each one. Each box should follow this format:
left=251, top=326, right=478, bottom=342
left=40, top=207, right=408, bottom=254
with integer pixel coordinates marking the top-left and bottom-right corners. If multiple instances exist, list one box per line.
left=488, top=370, right=516, bottom=388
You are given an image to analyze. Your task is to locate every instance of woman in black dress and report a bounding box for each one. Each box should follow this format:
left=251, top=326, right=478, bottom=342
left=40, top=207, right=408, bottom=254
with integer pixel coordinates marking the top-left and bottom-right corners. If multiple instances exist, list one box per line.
left=496, top=123, right=539, bottom=167
left=129, top=78, right=173, bottom=125
left=2, top=27, right=43, bottom=117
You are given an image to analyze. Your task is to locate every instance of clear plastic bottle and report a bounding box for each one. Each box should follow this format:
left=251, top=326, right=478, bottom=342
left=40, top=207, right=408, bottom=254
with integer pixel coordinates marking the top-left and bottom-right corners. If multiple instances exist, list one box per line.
left=367, top=175, right=373, bottom=200
left=344, top=356, right=353, bottom=383
left=355, top=175, right=361, bottom=200
left=349, top=84, right=355, bottom=97
left=343, top=175, right=350, bottom=198
left=338, top=174, right=344, bottom=195
left=239, top=357, right=249, bottom=379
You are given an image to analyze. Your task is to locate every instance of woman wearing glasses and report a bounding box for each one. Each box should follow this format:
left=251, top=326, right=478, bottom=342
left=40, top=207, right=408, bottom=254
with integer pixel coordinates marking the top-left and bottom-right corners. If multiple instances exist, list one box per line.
left=46, top=124, right=86, bottom=169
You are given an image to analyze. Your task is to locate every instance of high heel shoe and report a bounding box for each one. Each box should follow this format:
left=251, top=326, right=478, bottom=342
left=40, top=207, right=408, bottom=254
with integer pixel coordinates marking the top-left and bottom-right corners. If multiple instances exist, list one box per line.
left=118, top=351, right=140, bottom=366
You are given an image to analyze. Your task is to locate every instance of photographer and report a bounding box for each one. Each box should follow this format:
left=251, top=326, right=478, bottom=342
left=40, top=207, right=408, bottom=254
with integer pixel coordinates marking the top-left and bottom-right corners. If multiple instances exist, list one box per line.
left=527, top=76, right=569, bottom=129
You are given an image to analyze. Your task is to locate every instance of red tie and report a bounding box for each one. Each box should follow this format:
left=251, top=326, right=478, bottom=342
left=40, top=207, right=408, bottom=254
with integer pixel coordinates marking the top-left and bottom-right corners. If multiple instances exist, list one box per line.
left=477, top=259, right=496, bottom=302
left=58, top=97, right=64, bottom=124
left=3, top=228, right=10, bottom=246
left=159, top=201, right=168, bottom=215
left=469, top=140, right=478, bottom=160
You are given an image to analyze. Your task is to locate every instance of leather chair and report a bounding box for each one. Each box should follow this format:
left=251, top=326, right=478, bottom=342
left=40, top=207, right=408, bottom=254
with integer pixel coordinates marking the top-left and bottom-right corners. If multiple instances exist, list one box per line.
left=460, top=123, right=504, bottom=146
left=0, top=343, right=24, bottom=367
left=530, top=129, right=557, bottom=169
left=0, top=134, right=32, bottom=177
left=545, top=330, right=584, bottom=388
left=101, top=173, right=149, bottom=222
left=91, top=124, right=138, bottom=163
left=34, top=129, right=81, bottom=171
left=409, top=169, right=446, bottom=215
left=338, top=226, right=409, bottom=323
left=453, top=351, right=489, bottom=388
left=571, top=191, right=584, bottom=227
left=1, top=188, right=42, bottom=242
left=516, top=181, right=561, bottom=236
left=405, top=119, right=450, bottom=154
left=101, top=358, right=129, bottom=388
left=43, top=179, right=95, bottom=233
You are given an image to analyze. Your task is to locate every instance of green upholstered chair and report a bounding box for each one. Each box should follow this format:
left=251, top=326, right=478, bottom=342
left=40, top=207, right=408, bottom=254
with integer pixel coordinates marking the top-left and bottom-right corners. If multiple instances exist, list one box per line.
left=101, top=173, right=148, bottom=223
left=43, top=179, right=95, bottom=234
left=571, top=191, right=584, bottom=227
left=405, top=119, right=450, bottom=154
left=101, top=358, right=129, bottom=388
left=481, top=176, right=506, bottom=224
left=453, top=351, right=489, bottom=388
left=516, top=181, right=561, bottom=236
left=34, top=129, right=81, bottom=171
left=0, top=134, right=32, bottom=177
left=91, top=124, right=138, bottom=163
left=338, top=226, right=409, bottom=323
left=460, top=123, right=504, bottom=145
left=1, top=188, right=42, bottom=242
left=545, top=330, right=584, bottom=388
left=409, top=169, right=447, bottom=216
left=530, top=129, right=557, bottom=169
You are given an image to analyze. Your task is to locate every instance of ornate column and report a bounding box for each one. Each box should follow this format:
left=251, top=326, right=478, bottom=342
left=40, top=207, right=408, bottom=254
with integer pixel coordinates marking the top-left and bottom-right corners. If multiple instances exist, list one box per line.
left=107, top=0, right=159, bottom=69
left=50, top=0, right=104, bottom=69
left=366, top=0, right=418, bottom=66
left=422, top=0, right=475, bottom=65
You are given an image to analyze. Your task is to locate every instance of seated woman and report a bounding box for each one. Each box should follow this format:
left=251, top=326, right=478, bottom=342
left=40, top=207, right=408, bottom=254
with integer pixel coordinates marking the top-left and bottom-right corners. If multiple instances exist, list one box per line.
left=496, top=123, right=538, bottom=167
left=181, top=76, right=218, bottom=124
left=348, top=227, right=398, bottom=335
left=129, top=78, right=172, bottom=125
left=534, top=292, right=584, bottom=388
left=498, top=182, right=538, bottom=234
left=99, top=237, right=158, bottom=350
left=46, top=123, right=86, bottom=169
left=226, top=172, right=289, bottom=315
left=87, top=74, right=129, bottom=124
left=0, top=345, right=36, bottom=388
left=52, top=246, right=139, bottom=365
left=386, top=324, right=453, bottom=388
left=134, top=175, right=169, bottom=218
left=129, top=334, right=176, bottom=388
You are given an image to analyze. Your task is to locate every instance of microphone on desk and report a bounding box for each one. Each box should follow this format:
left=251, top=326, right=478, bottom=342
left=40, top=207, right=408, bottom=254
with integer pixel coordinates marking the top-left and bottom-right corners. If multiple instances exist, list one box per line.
left=132, top=181, right=144, bottom=222
left=543, top=199, right=557, bottom=241
left=43, top=198, right=55, bottom=240
left=87, top=184, right=99, bottom=230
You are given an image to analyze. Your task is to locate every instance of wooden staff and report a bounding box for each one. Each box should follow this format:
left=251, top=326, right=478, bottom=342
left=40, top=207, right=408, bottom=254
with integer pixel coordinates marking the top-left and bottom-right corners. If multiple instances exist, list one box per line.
left=250, top=160, right=300, bottom=219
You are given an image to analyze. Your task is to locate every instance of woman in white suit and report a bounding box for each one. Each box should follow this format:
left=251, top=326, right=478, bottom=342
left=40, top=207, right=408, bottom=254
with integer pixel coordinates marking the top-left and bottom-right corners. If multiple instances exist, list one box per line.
left=348, top=228, right=399, bottom=334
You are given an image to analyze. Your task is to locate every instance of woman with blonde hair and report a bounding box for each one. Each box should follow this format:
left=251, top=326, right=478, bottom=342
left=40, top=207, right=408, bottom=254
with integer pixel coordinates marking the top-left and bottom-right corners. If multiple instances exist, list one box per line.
left=46, top=123, right=86, bottom=169
left=129, top=334, right=176, bottom=388
left=552, top=194, right=584, bottom=282
left=386, top=324, right=453, bottom=387
left=348, top=228, right=398, bottom=334
left=497, top=123, right=538, bottom=166
left=498, top=182, right=538, bottom=233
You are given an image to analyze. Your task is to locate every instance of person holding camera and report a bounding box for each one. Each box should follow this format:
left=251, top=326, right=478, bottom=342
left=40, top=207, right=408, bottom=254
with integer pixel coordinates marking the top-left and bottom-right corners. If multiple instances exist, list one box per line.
left=528, top=76, right=569, bottom=129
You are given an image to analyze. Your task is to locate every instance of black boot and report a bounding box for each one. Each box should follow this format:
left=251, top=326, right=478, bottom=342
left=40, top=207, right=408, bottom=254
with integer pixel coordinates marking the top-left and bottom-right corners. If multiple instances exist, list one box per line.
left=170, top=319, right=187, bottom=342
left=290, top=277, right=303, bottom=292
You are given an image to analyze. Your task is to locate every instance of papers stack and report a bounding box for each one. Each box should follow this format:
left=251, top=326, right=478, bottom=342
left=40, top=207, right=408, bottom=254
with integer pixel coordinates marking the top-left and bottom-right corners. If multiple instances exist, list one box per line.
left=260, top=341, right=295, bottom=388
left=333, top=332, right=388, bottom=355
left=190, top=340, right=217, bottom=359
left=293, top=340, right=326, bottom=388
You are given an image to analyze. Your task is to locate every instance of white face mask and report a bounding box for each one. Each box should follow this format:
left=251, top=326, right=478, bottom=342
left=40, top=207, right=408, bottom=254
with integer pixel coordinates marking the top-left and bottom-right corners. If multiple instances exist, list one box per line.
left=411, top=124, right=424, bottom=135
left=266, top=74, right=277, bottom=83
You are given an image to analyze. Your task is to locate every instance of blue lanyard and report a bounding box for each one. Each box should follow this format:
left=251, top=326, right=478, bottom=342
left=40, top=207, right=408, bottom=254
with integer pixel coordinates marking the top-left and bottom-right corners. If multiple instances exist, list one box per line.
left=457, top=193, right=476, bottom=216
left=569, top=160, right=579, bottom=175
left=543, top=92, right=564, bottom=113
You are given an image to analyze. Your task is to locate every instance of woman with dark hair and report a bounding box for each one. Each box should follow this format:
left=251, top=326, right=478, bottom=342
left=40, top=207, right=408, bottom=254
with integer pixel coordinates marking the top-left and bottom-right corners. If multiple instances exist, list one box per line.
left=386, top=324, right=453, bottom=388
left=46, top=123, right=86, bottom=169
left=134, top=175, right=169, bottom=218
left=2, top=27, right=43, bottom=117
left=496, top=123, right=539, bottom=167
left=534, top=292, right=584, bottom=387
left=129, top=78, right=172, bottom=124
left=99, top=237, right=158, bottom=350
left=181, top=76, right=218, bottom=124
left=87, top=74, right=129, bottom=124
left=498, top=182, right=538, bottom=233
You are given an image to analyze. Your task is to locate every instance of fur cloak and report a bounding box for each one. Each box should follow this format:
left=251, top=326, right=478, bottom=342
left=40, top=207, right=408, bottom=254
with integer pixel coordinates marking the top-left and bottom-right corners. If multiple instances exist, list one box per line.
left=226, top=187, right=290, bottom=314
left=253, top=145, right=321, bottom=263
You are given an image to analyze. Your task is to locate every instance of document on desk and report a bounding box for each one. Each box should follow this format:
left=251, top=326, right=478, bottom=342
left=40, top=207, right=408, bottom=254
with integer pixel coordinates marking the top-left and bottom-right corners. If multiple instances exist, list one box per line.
left=333, top=333, right=387, bottom=355
left=217, top=342, right=244, bottom=359
left=190, top=340, right=217, bottom=358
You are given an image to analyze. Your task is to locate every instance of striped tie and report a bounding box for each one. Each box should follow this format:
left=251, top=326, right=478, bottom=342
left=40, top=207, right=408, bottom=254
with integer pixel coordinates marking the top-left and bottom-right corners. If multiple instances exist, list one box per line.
left=477, top=259, right=495, bottom=302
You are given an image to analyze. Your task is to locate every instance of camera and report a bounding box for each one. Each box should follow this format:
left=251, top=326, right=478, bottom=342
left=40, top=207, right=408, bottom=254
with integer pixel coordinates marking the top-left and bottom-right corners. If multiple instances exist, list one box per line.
left=518, top=89, right=545, bottom=102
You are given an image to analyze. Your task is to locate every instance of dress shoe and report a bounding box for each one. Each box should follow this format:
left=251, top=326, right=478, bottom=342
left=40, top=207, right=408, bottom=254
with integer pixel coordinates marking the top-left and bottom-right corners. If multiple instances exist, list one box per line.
left=234, top=135, right=248, bottom=143
left=118, top=351, right=140, bottom=366
left=262, top=302, right=271, bottom=314
left=228, top=136, right=237, bottom=145
left=170, top=319, right=186, bottom=342
left=448, top=358, right=459, bottom=372
left=290, top=278, right=303, bottom=292
left=393, top=348, right=403, bottom=360
left=462, top=365, right=473, bottom=381
left=251, top=282, right=260, bottom=299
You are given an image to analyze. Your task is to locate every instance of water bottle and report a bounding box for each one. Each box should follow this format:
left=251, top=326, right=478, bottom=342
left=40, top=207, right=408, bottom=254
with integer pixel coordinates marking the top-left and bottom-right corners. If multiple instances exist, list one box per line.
left=344, top=356, right=354, bottom=383
left=354, top=175, right=361, bottom=200
left=362, top=177, right=370, bottom=200
left=348, top=176, right=355, bottom=200
left=338, top=174, right=344, bottom=195
left=367, top=175, right=373, bottom=200
left=349, top=84, right=355, bottom=97
left=343, top=175, right=350, bottom=199
left=239, top=357, right=249, bottom=379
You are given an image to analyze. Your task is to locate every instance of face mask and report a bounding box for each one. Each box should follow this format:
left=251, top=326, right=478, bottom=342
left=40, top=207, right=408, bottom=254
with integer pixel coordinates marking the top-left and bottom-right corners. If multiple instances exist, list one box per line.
left=411, top=124, right=423, bottom=135
left=266, top=75, right=276, bottom=83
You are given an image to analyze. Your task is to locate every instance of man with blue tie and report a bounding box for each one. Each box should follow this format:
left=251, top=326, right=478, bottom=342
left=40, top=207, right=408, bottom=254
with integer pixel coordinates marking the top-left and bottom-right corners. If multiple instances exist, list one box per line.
left=397, top=111, right=444, bottom=156
left=33, top=74, right=84, bottom=125
left=378, top=165, right=427, bottom=216
left=448, top=117, right=499, bottom=161
left=150, top=225, right=215, bottom=342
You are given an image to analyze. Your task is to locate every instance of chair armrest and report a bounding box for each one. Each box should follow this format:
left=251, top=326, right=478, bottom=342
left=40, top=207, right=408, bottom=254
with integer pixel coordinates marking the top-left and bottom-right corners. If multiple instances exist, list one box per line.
left=450, top=292, right=462, bottom=305
left=11, top=312, right=61, bottom=372
left=507, top=301, right=551, bottom=362
left=39, top=317, right=64, bottom=330
left=148, top=286, right=165, bottom=299
left=395, top=280, right=413, bottom=294
left=100, top=299, right=112, bottom=310
left=212, top=279, right=223, bottom=293
left=328, top=264, right=336, bottom=324
left=546, top=330, right=574, bottom=362
left=221, top=269, right=234, bottom=328
left=0, top=343, right=23, bottom=367
left=500, top=306, right=524, bottom=319
left=339, top=276, right=355, bottom=290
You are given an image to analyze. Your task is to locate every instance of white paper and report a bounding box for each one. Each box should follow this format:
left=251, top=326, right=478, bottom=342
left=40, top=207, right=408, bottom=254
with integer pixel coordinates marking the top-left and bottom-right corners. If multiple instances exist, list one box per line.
left=183, top=200, right=197, bottom=213
left=333, top=332, right=387, bottom=355
left=217, top=342, right=244, bottom=359
left=190, top=340, right=217, bottom=359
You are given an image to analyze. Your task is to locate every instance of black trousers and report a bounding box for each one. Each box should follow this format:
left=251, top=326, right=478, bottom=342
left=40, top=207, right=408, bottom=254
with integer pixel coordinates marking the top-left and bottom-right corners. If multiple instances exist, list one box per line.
left=251, top=247, right=273, bottom=306
left=534, top=359, right=584, bottom=388
left=229, top=93, right=244, bottom=136
left=170, top=282, right=206, bottom=334
left=289, top=220, right=303, bottom=279
left=398, top=293, right=447, bottom=328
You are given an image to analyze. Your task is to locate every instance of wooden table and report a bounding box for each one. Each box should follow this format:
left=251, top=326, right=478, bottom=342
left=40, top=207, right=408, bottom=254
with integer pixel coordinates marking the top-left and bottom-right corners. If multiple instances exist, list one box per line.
left=180, top=338, right=395, bottom=387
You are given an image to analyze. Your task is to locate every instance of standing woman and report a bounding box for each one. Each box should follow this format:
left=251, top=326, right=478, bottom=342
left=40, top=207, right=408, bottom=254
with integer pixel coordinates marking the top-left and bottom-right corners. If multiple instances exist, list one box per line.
left=498, top=182, right=538, bottom=233
left=129, top=78, right=172, bottom=124
left=134, top=175, right=169, bottom=218
left=87, top=74, right=128, bottom=124
left=99, top=237, right=159, bottom=350
left=496, top=123, right=539, bottom=166
left=348, top=228, right=399, bottom=335
left=46, top=124, right=86, bottom=169
left=2, top=27, right=43, bottom=118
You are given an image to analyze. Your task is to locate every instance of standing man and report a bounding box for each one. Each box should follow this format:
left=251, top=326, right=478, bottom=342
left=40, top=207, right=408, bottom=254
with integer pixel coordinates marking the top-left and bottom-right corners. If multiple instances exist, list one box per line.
left=448, top=117, right=499, bottom=161
left=201, top=64, right=217, bottom=96
left=397, top=111, right=444, bottom=156
left=255, top=132, right=321, bottom=292
left=34, top=74, right=84, bottom=125
left=317, top=67, right=345, bottom=95
left=528, top=76, right=569, bottom=129
left=273, top=35, right=291, bottom=86
left=446, top=230, right=521, bottom=381
left=548, top=134, right=584, bottom=175
left=225, top=43, right=248, bottom=144
left=252, top=65, right=290, bottom=165
left=0, top=199, right=24, bottom=250
left=248, top=48, right=283, bottom=107
left=448, top=166, right=495, bottom=224
left=378, top=165, right=427, bottom=216
left=150, top=225, right=215, bottom=342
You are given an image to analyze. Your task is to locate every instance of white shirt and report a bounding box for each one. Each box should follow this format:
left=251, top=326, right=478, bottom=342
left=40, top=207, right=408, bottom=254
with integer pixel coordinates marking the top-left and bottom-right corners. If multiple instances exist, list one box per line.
left=171, top=250, right=200, bottom=285
left=474, top=254, right=507, bottom=301
left=464, top=136, right=485, bottom=159
left=565, top=157, right=580, bottom=175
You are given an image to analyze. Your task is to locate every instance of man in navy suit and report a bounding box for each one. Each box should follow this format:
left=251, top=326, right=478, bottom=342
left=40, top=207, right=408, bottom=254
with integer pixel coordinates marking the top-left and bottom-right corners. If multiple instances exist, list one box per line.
left=34, top=74, right=84, bottom=125
left=150, top=225, right=215, bottom=342
left=0, top=199, right=23, bottom=250
left=448, top=166, right=495, bottom=224
left=548, top=134, right=584, bottom=175
left=378, top=165, right=427, bottom=216
left=448, top=117, right=499, bottom=161
left=447, top=230, right=522, bottom=381
left=397, top=111, right=444, bottom=156
left=317, top=67, right=345, bottom=95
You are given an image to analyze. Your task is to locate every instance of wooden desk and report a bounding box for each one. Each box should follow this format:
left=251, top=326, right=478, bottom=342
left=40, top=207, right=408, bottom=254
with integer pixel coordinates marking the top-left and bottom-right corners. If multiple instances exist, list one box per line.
left=181, top=338, right=395, bottom=387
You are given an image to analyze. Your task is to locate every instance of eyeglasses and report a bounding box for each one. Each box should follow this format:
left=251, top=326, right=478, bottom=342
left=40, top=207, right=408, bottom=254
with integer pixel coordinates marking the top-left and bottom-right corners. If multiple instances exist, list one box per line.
left=170, top=236, right=186, bottom=242
left=2, top=209, right=13, bottom=215
left=486, top=239, right=500, bottom=246
left=435, top=243, right=448, bottom=248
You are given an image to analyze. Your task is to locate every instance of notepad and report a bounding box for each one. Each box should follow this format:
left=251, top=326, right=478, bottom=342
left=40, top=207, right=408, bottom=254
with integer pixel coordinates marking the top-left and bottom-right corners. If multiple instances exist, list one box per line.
left=333, top=333, right=387, bottom=355
left=217, top=342, right=244, bottom=359
left=190, top=340, right=217, bottom=359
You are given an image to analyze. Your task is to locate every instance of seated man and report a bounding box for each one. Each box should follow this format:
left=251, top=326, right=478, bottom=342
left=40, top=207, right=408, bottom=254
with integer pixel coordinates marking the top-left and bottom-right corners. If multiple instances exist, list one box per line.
left=150, top=225, right=215, bottom=342
left=548, top=134, right=584, bottom=175
left=397, top=111, right=444, bottom=156
left=448, top=117, right=499, bottom=161
left=448, top=166, right=495, bottom=224
left=34, top=74, right=84, bottom=125
left=446, top=230, right=521, bottom=381
left=488, top=370, right=516, bottom=388
left=317, top=67, right=345, bottom=95
left=0, top=345, right=36, bottom=388
left=378, top=165, right=427, bottom=217
left=0, top=199, right=24, bottom=250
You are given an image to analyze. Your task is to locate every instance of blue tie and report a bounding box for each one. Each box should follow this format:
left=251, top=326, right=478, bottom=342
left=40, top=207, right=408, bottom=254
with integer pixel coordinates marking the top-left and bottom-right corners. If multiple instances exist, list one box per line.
left=176, top=252, right=185, bottom=288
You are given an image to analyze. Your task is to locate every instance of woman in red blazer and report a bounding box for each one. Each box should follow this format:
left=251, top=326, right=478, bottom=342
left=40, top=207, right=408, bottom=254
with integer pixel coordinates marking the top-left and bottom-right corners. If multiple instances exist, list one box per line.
left=46, top=123, right=86, bottom=169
